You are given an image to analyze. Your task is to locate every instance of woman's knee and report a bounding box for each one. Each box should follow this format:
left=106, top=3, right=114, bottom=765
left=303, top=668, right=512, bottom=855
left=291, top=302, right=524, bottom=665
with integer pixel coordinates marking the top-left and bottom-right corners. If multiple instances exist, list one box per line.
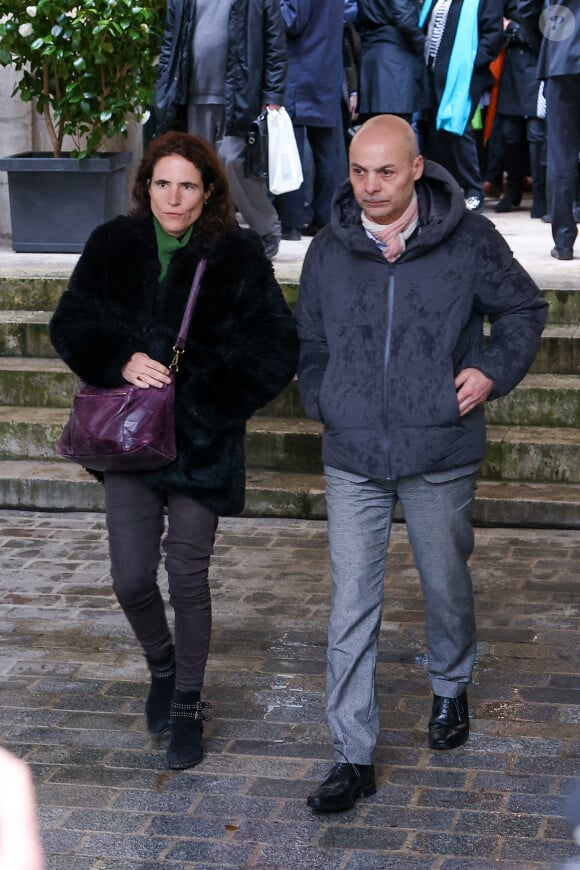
left=112, top=576, right=161, bottom=611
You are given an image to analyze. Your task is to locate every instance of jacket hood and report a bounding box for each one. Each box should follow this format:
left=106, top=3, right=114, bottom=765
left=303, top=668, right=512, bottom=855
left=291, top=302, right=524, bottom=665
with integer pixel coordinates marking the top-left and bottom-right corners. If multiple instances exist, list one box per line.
left=330, top=159, right=467, bottom=261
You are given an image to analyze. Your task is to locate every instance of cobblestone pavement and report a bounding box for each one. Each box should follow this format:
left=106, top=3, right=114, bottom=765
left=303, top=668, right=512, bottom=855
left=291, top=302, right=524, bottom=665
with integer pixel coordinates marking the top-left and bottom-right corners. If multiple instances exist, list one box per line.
left=0, top=509, right=578, bottom=870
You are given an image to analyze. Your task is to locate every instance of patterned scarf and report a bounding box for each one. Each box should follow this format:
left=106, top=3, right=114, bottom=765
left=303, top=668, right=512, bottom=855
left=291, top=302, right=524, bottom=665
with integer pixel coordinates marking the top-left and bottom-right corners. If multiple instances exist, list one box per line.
left=361, top=191, right=419, bottom=263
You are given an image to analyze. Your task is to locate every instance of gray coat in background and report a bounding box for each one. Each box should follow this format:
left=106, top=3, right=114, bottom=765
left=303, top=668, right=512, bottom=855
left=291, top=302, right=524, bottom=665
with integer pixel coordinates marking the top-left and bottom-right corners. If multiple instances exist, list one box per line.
left=155, top=0, right=287, bottom=135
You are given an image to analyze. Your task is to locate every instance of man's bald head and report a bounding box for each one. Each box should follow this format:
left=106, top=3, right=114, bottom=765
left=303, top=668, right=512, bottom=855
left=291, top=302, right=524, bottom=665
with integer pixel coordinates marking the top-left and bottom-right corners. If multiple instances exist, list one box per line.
left=351, top=115, right=419, bottom=164
left=349, top=114, right=423, bottom=225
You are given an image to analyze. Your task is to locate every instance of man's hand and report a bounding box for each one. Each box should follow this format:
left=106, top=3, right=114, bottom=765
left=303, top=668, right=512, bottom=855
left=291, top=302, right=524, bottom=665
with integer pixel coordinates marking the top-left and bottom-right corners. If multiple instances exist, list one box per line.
left=454, top=367, right=494, bottom=417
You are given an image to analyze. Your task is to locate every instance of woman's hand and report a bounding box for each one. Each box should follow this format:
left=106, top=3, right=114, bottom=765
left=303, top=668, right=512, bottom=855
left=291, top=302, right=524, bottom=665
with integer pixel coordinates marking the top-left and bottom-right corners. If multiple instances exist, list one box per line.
left=122, top=352, right=172, bottom=389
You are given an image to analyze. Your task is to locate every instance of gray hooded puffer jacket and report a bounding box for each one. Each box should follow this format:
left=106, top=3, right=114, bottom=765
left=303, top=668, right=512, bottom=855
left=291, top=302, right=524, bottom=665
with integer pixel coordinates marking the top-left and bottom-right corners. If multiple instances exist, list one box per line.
left=294, top=160, right=548, bottom=481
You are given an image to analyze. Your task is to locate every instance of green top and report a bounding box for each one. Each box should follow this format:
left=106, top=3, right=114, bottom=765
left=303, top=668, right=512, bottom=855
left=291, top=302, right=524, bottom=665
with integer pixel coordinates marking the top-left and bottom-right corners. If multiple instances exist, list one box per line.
left=154, top=218, right=194, bottom=282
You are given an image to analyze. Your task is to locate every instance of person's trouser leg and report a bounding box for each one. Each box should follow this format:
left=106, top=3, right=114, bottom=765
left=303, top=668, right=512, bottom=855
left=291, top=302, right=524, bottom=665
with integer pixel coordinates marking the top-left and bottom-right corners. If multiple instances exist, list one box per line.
left=545, top=75, right=580, bottom=251
left=217, top=134, right=281, bottom=239
left=163, top=491, right=218, bottom=692
left=425, top=122, right=483, bottom=196
left=307, top=125, right=340, bottom=227
left=104, top=473, right=171, bottom=659
left=187, top=104, right=225, bottom=147
left=104, top=475, right=218, bottom=692
left=398, top=471, right=478, bottom=698
left=324, top=466, right=395, bottom=765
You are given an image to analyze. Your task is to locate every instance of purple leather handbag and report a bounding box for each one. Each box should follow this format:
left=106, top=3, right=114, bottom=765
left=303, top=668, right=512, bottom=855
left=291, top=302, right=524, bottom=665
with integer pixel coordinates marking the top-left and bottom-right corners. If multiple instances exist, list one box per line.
left=55, top=259, right=206, bottom=472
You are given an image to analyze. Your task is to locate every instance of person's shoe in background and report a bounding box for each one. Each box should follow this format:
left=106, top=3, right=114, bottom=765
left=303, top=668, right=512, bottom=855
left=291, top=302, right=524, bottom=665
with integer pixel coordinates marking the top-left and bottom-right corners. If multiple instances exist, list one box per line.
left=262, top=232, right=280, bottom=259
left=465, top=191, right=484, bottom=213
left=281, top=227, right=302, bottom=241
left=551, top=246, right=573, bottom=261
left=302, top=222, right=324, bottom=237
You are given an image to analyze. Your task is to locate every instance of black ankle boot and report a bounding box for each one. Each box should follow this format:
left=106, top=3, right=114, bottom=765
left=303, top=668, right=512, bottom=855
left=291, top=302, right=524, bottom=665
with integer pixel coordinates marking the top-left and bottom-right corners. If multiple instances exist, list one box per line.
left=145, top=648, right=175, bottom=735
left=166, top=689, right=212, bottom=770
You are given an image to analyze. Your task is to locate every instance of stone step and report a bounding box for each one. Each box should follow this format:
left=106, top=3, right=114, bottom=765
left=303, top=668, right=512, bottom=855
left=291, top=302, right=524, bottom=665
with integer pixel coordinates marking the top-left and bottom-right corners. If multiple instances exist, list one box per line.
left=528, top=325, right=579, bottom=374
left=0, top=313, right=577, bottom=374
left=0, top=460, right=577, bottom=528
left=0, top=277, right=577, bottom=324
left=0, top=311, right=57, bottom=358
left=0, top=408, right=577, bottom=484
left=0, top=277, right=68, bottom=311
left=0, top=357, right=74, bottom=407
left=486, top=373, right=580, bottom=427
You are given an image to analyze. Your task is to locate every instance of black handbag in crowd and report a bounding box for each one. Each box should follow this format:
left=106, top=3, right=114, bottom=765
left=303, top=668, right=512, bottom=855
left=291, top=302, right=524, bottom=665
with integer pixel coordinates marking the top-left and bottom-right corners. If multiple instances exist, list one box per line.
left=245, top=112, right=269, bottom=181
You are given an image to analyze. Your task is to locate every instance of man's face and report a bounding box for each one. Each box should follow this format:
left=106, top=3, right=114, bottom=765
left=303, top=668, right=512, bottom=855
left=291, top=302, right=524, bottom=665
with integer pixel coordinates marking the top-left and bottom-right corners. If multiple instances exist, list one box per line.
left=349, top=132, right=424, bottom=225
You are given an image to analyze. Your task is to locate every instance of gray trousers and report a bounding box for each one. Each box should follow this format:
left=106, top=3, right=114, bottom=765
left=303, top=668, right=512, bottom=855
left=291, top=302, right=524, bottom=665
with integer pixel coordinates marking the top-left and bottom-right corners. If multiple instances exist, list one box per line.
left=324, top=464, right=478, bottom=764
left=187, top=102, right=281, bottom=240
left=104, top=473, right=218, bottom=692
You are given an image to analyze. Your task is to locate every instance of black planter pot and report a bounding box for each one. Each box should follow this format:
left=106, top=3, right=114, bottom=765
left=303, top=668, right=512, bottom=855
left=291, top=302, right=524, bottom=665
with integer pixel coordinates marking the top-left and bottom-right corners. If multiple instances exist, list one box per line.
left=0, top=151, right=132, bottom=253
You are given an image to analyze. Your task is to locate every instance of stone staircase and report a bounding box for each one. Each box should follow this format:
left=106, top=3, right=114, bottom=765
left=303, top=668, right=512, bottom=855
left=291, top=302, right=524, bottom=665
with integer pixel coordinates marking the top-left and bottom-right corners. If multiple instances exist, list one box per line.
left=0, top=273, right=578, bottom=527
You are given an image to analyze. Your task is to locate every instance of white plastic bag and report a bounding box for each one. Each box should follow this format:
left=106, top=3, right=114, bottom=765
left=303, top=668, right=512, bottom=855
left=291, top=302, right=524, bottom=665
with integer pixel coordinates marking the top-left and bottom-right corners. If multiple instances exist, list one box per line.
left=267, top=108, right=303, bottom=195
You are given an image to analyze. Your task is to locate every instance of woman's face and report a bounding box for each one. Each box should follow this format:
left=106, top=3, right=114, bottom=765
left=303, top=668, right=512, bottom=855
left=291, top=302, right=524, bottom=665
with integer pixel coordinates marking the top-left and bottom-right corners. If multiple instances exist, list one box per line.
left=149, top=154, right=207, bottom=237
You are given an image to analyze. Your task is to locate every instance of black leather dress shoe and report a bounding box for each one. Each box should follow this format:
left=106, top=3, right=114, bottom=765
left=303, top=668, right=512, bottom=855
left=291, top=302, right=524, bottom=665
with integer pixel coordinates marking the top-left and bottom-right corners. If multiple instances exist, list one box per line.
left=551, top=246, right=573, bottom=261
left=307, top=762, right=376, bottom=812
left=428, top=692, right=469, bottom=750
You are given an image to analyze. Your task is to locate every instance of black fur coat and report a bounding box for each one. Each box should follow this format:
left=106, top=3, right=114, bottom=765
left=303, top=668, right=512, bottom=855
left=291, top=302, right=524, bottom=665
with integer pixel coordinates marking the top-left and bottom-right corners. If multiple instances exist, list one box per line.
left=49, top=216, right=299, bottom=515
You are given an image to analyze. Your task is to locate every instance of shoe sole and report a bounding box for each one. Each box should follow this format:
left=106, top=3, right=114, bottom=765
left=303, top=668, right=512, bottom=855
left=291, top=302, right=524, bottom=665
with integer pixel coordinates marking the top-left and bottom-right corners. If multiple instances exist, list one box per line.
left=307, top=782, right=376, bottom=812
left=428, top=730, right=469, bottom=751
left=166, top=754, right=203, bottom=770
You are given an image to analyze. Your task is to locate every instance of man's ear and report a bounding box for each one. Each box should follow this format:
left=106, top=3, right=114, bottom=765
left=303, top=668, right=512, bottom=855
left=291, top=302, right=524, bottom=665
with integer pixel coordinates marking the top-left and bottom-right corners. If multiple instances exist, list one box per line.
left=413, top=154, right=424, bottom=182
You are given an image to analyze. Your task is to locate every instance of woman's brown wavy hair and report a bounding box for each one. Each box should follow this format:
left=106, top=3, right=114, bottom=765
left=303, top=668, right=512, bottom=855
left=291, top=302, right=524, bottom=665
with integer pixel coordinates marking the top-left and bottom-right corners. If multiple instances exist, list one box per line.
left=131, top=131, right=237, bottom=247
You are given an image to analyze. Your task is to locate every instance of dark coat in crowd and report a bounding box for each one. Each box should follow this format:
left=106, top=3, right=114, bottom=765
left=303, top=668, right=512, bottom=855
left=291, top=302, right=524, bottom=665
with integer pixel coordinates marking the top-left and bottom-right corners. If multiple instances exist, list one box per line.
left=280, top=0, right=345, bottom=126
left=154, top=0, right=287, bottom=134
left=519, top=0, right=580, bottom=78
left=424, top=0, right=504, bottom=112
left=497, top=0, right=541, bottom=117
left=49, top=218, right=299, bottom=515
left=294, top=160, right=547, bottom=481
left=357, top=0, right=427, bottom=115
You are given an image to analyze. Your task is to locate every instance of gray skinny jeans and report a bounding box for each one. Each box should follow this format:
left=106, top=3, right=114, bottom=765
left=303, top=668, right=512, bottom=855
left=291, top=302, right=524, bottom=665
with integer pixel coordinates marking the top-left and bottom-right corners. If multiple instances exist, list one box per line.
left=104, top=473, right=218, bottom=692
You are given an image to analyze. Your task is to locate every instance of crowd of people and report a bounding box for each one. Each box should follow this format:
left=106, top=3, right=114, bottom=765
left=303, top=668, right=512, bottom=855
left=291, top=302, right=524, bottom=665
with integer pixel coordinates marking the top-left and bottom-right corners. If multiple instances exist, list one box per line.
left=154, top=0, right=579, bottom=261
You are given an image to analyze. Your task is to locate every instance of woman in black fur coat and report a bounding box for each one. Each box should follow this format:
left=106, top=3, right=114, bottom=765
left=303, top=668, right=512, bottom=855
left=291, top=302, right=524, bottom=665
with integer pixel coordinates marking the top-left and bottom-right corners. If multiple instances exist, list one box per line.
left=50, top=132, right=299, bottom=770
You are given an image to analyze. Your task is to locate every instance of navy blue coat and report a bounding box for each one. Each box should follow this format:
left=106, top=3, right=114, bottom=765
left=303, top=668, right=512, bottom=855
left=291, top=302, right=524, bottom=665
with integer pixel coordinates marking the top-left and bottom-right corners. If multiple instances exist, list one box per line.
left=280, top=0, right=344, bottom=126
left=295, top=161, right=547, bottom=481
left=497, top=2, right=541, bottom=117
left=357, top=0, right=428, bottom=115
left=519, top=0, right=580, bottom=77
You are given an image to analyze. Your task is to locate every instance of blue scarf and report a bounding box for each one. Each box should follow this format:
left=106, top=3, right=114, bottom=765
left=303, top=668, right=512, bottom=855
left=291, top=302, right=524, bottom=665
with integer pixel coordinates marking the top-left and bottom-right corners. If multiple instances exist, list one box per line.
left=420, top=0, right=481, bottom=136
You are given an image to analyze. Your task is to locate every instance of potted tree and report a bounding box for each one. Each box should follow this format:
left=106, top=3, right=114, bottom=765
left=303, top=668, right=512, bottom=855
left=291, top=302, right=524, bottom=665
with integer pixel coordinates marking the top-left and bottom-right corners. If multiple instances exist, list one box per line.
left=0, top=0, right=165, bottom=252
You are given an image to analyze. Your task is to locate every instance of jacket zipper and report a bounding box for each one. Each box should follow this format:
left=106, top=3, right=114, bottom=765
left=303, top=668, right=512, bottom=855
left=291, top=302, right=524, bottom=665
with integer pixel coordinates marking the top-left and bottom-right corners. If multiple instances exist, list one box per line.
left=382, top=267, right=396, bottom=479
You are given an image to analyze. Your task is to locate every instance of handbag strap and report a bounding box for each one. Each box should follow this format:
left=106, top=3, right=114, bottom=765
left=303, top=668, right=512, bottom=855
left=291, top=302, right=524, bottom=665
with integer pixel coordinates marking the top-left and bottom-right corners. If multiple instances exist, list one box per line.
left=170, top=258, right=207, bottom=370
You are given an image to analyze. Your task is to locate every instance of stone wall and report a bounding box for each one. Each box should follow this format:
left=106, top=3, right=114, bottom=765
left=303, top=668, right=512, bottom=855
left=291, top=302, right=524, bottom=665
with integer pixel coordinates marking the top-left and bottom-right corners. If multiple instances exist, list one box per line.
left=0, top=67, right=142, bottom=241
